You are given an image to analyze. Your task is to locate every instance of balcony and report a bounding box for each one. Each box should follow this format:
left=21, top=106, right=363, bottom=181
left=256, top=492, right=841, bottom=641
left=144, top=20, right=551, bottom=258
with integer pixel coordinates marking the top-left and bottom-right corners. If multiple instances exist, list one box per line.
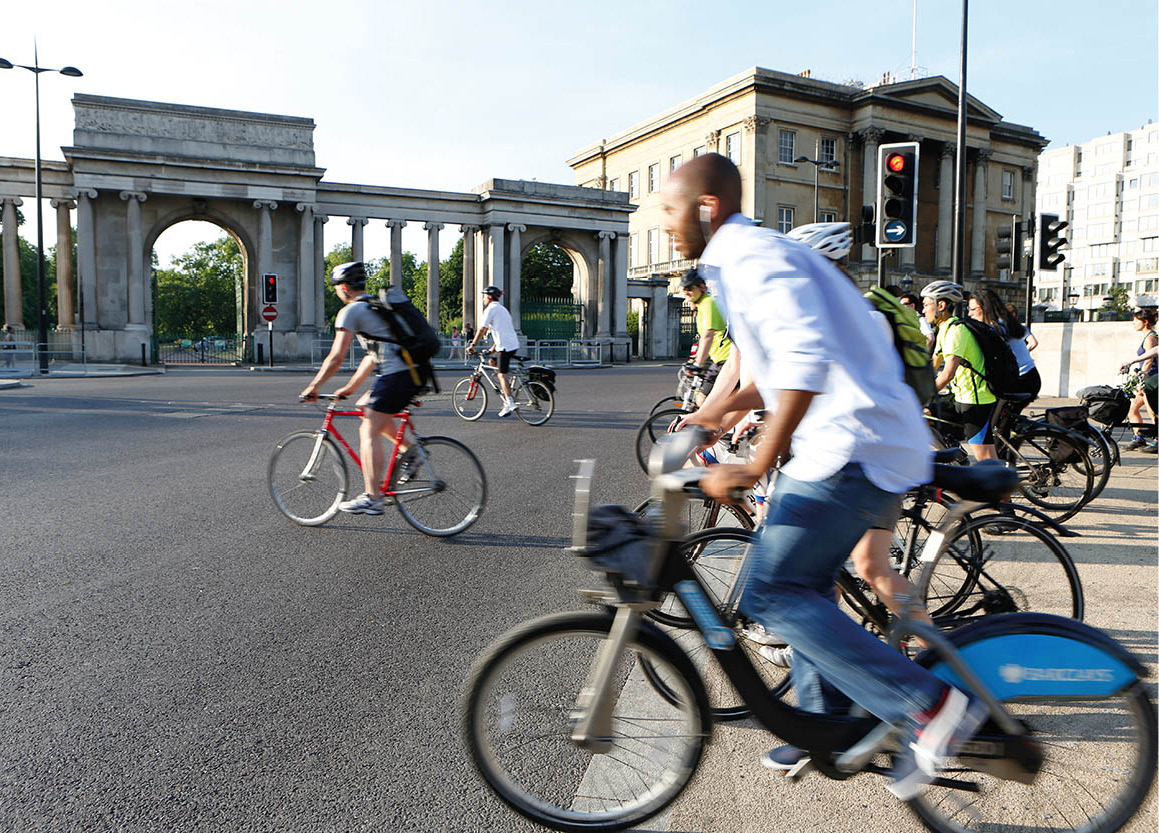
left=628, top=258, right=694, bottom=280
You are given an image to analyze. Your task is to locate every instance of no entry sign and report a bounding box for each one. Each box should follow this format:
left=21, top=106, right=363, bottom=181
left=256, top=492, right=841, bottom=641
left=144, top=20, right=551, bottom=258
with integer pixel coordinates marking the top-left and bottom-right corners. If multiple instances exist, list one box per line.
left=261, top=305, right=278, bottom=322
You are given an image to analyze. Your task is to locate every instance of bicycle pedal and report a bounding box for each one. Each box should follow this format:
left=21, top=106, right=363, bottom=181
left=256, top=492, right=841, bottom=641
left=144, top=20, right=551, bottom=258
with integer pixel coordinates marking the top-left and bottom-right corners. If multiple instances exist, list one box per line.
left=577, top=587, right=617, bottom=606
left=785, top=759, right=815, bottom=780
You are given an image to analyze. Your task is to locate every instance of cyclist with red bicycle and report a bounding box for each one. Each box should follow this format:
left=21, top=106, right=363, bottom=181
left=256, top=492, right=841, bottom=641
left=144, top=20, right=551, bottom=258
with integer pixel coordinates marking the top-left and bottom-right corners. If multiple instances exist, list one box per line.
left=300, top=261, right=417, bottom=515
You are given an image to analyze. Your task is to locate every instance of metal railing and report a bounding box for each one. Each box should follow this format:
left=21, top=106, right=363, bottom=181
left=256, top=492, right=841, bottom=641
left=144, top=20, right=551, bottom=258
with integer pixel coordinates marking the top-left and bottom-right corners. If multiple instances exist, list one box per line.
left=1, top=341, right=91, bottom=376
left=308, top=336, right=610, bottom=370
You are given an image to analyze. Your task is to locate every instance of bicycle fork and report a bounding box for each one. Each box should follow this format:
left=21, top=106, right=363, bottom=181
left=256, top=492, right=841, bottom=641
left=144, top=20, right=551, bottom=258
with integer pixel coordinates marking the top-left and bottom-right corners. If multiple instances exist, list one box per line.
left=570, top=605, right=642, bottom=754
left=298, top=431, right=330, bottom=482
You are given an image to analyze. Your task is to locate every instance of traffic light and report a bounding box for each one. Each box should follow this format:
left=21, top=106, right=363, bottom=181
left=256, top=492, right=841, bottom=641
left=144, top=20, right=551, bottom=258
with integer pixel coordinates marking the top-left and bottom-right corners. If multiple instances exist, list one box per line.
left=263, top=273, right=278, bottom=304
left=1038, top=214, right=1068, bottom=272
left=996, top=215, right=1023, bottom=272
left=876, top=142, right=920, bottom=248
left=859, top=203, right=876, bottom=248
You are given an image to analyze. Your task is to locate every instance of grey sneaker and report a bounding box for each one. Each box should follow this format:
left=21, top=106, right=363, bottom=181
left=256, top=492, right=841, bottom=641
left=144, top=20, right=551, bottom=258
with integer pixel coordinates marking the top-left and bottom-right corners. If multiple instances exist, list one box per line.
left=760, top=745, right=810, bottom=771
left=739, top=622, right=784, bottom=646
left=1143, top=442, right=1158, bottom=455
left=1124, top=435, right=1148, bottom=450
left=889, top=686, right=988, bottom=800
left=758, top=645, right=794, bottom=668
left=338, top=492, right=385, bottom=515
left=396, top=451, right=420, bottom=483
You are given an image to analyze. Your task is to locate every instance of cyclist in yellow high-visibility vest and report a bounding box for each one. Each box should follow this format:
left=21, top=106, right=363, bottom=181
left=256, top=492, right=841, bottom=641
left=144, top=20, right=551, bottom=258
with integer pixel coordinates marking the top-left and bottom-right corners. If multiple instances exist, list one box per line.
left=679, top=269, right=732, bottom=405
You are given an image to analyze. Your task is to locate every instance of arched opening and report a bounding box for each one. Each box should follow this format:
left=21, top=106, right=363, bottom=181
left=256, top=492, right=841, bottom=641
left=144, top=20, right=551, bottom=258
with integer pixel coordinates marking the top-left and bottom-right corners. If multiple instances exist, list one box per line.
left=519, top=239, right=584, bottom=340
left=148, top=217, right=251, bottom=364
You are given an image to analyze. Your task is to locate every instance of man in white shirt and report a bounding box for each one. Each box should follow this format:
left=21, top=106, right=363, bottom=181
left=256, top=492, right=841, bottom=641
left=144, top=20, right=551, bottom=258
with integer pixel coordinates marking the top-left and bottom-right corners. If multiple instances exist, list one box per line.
left=466, top=286, right=522, bottom=417
left=661, top=154, right=983, bottom=798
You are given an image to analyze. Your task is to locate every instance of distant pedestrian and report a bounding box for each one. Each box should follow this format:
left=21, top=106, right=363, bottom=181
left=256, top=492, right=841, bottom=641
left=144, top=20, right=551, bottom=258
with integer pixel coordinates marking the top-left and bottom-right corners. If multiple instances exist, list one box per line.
left=2, top=325, right=14, bottom=368
left=450, top=325, right=463, bottom=361
left=463, top=323, right=475, bottom=346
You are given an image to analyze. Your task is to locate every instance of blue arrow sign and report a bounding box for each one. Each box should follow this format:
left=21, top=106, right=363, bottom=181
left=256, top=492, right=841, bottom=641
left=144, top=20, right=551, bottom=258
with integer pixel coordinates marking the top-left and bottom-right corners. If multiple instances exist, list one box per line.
left=883, top=220, right=908, bottom=242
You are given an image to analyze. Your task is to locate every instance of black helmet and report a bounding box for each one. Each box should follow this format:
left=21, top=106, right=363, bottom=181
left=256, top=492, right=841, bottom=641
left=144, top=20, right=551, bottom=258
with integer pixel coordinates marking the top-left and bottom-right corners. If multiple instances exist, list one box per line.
left=330, top=261, right=367, bottom=287
left=482, top=285, right=503, bottom=300
left=679, top=269, right=705, bottom=290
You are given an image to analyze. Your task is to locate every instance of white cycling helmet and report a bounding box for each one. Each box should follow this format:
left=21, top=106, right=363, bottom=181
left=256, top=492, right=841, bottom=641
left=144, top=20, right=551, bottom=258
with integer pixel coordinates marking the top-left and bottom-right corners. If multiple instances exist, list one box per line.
left=920, top=280, right=965, bottom=304
left=785, top=222, right=853, bottom=261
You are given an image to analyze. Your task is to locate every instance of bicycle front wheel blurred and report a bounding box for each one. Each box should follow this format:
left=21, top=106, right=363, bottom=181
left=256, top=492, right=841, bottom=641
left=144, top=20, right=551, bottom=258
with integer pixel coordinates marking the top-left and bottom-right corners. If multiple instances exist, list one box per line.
left=394, top=436, right=486, bottom=536
left=267, top=431, right=347, bottom=526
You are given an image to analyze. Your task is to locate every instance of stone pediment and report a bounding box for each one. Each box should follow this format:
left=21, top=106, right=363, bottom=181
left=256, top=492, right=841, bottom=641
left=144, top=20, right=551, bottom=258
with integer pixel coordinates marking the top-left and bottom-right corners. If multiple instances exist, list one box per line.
left=861, top=77, right=1003, bottom=124
left=70, top=94, right=317, bottom=168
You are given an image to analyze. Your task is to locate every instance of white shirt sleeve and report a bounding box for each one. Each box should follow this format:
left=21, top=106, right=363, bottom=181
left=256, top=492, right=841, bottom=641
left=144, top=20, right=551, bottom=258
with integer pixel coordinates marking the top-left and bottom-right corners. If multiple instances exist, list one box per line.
left=478, top=304, right=495, bottom=331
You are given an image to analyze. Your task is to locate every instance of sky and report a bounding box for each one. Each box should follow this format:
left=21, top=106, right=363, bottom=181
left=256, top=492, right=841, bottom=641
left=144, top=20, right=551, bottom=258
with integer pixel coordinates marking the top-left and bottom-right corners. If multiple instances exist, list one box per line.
left=3, top=0, right=1156, bottom=267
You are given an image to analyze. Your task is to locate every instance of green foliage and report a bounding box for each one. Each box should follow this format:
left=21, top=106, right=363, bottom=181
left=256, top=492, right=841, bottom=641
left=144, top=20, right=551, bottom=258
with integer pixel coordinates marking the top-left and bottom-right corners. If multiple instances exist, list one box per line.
left=1099, top=285, right=1131, bottom=312
left=13, top=235, right=57, bottom=328
left=322, top=243, right=354, bottom=327
left=522, top=243, right=573, bottom=297
left=626, top=309, right=639, bottom=335
left=153, top=236, right=242, bottom=337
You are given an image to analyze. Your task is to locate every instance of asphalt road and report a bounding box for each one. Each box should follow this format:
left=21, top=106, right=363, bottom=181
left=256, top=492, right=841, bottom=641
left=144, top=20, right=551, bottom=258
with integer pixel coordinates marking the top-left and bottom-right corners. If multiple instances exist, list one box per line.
left=0, top=364, right=674, bottom=832
left=1, top=366, right=1155, bottom=833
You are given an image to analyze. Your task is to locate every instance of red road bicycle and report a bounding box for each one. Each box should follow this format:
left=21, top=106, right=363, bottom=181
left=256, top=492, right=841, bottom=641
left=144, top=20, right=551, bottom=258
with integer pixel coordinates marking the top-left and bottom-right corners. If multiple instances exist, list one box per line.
left=268, top=394, right=486, bottom=536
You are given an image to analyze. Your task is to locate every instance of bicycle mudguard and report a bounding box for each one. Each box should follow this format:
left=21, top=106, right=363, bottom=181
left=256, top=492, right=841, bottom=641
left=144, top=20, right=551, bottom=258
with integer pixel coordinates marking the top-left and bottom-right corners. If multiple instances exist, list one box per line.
left=988, top=501, right=1081, bottom=537
left=917, top=613, right=1144, bottom=700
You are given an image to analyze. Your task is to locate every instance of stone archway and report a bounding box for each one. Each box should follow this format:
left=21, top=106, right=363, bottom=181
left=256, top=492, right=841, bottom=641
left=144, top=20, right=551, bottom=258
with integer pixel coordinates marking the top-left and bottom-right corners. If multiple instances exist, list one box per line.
left=517, top=228, right=600, bottom=338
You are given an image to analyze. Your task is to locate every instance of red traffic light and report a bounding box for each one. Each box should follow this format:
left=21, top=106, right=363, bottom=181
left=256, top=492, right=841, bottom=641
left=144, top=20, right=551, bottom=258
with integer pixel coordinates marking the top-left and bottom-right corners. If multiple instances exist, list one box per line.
left=886, top=153, right=907, bottom=173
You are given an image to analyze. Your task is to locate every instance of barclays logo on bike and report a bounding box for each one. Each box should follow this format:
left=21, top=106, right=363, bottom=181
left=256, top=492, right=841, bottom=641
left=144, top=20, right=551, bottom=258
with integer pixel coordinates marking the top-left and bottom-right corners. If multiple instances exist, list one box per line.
left=999, top=664, right=1115, bottom=684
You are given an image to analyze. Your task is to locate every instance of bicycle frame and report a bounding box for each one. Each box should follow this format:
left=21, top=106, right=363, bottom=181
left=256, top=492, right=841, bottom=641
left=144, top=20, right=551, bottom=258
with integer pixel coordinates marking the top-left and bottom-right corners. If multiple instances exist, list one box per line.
left=307, top=399, right=428, bottom=498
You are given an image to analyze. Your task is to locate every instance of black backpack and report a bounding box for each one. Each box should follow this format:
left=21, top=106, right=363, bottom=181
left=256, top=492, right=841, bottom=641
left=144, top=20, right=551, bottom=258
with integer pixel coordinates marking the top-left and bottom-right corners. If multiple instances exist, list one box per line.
left=950, top=318, right=1021, bottom=398
left=359, top=288, right=442, bottom=391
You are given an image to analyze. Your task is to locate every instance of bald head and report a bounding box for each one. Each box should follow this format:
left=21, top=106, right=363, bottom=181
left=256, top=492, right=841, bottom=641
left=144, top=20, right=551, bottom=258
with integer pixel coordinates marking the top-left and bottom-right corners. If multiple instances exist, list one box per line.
left=670, top=153, right=742, bottom=215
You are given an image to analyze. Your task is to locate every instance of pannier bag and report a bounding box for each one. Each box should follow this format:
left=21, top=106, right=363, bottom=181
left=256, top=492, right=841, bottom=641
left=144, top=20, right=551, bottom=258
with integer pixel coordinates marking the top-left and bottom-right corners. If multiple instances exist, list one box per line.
left=527, top=364, right=557, bottom=399
left=1077, top=385, right=1130, bottom=427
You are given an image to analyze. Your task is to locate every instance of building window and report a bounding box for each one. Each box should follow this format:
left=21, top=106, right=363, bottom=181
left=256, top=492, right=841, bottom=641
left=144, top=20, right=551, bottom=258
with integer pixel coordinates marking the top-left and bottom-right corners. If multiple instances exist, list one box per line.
left=608, top=178, right=620, bottom=192
left=819, top=137, right=837, bottom=165
left=670, top=154, right=681, bottom=172
left=1002, top=170, right=1015, bottom=201
left=627, top=171, right=639, bottom=199
left=648, top=228, right=659, bottom=265
left=819, top=211, right=837, bottom=223
left=693, top=145, right=706, bottom=158
left=779, top=130, right=796, bottom=164
left=628, top=233, right=638, bottom=267
left=777, top=206, right=795, bottom=233
left=725, top=132, right=740, bottom=164
left=648, top=163, right=659, bottom=193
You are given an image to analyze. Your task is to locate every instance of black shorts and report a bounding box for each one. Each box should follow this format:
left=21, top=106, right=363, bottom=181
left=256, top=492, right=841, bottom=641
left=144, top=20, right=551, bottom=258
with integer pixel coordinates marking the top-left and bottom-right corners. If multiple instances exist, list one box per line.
left=366, top=370, right=417, bottom=414
left=699, top=361, right=723, bottom=396
left=494, top=349, right=518, bottom=374
left=955, top=400, right=997, bottom=445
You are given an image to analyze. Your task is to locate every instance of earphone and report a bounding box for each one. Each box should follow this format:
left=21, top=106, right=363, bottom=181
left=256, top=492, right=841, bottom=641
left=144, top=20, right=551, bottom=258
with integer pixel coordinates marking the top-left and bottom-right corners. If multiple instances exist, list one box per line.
left=699, top=205, right=711, bottom=223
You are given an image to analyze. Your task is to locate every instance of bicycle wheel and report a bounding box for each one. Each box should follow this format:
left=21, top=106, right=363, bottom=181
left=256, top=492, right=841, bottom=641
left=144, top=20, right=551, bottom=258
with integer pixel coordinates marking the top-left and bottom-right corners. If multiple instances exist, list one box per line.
left=635, top=408, right=686, bottom=473
left=393, top=437, right=486, bottom=536
left=463, top=610, right=708, bottom=832
left=632, top=496, right=755, bottom=535
left=514, top=380, right=554, bottom=425
left=267, top=431, right=347, bottom=526
left=908, top=682, right=1156, bottom=833
left=639, top=529, right=792, bottom=722
left=1078, top=423, right=1114, bottom=502
left=1004, top=424, right=1094, bottom=523
left=451, top=376, right=488, bottom=421
left=914, top=513, right=1084, bottom=629
left=649, top=396, right=682, bottom=416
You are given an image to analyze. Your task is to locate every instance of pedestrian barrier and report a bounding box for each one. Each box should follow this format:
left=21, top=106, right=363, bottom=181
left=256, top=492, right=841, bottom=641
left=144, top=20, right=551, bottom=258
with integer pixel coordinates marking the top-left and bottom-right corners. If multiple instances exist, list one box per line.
left=567, top=340, right=604, bottom=366
left=310, top=337, right=607, bottom=370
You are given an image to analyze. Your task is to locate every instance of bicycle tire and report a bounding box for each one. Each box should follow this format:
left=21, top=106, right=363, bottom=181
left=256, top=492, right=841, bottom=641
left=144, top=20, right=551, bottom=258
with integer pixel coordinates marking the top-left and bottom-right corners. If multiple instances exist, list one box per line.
left=908, top=679, right=1155, bottom=833
left=463, top=610, right=709, bottom=833
left=913, top=512, right=1084, bottom=628
left=451, top=376, right=488, bottom=421
left=635, top=408, right=686, bottom=473
left=267, top=431, right=347, bottom=526
left=1077, top=422, right=1115, bottom=502
left=393, top=436, right=486, bottom=537
left=632, top=496, right=755, bottom=535
left=649, top=396, right=683, bottom=416
left=514, top=380, right=554, bottom=425
left=1004, top=423, right=1095, bottom=523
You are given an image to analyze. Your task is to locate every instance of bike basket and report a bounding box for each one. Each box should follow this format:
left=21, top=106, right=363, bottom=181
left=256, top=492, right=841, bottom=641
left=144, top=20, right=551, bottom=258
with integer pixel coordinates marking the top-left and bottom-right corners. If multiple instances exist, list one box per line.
left=527, top=364, right=556, bottom=393
left=1045, top=405, right=1089, bottom=433
left=579, top=505, right=654, bottom=590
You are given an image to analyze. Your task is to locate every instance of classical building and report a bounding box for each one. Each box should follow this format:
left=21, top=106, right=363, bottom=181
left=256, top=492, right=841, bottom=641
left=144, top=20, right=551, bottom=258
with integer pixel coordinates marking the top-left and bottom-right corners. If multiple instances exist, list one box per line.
left=1036, top=125, right=1159, bottom=315
left=0, top=95, right=633, bottom=363
left=568, top=67, right=1047, bottom=354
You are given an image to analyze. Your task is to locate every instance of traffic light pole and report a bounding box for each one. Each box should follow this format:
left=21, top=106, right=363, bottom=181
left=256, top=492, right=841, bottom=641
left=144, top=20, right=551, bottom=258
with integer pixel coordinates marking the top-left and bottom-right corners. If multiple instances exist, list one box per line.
left=877, top=247, right=885, bottom=289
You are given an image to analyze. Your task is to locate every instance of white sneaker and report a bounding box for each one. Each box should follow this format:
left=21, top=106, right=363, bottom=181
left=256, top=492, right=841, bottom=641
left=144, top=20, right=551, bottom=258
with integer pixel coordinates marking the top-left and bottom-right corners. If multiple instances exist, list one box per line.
left=338, top=492, right=385, bottom=515
left=739, top=622, right=783, bottom=646
left=498, top=400, right=519, bottom=417
left=758, top=645, right=794, bottom=668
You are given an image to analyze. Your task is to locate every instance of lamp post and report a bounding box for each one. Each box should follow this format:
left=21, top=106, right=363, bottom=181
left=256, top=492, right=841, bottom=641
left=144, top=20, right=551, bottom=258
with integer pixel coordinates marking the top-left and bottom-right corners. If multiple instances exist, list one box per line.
left=0, top=47, right=83, bottom=374
left=794, top=155, right=840, bottom=223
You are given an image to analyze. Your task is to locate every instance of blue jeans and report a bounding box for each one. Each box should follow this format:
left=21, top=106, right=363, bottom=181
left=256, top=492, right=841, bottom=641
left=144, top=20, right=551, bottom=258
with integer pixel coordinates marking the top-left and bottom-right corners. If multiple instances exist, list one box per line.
left=738, top=463, right=943, bottom=726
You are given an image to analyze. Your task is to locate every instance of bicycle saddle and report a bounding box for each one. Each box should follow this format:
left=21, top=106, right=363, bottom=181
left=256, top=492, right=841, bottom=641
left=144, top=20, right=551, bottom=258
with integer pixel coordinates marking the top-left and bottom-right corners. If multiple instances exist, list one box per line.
left=932, top=447, right=969, bottom=465
left=1000, top=392, right=1035, bottom=403
left=931, top=459, right=1019, bottom=503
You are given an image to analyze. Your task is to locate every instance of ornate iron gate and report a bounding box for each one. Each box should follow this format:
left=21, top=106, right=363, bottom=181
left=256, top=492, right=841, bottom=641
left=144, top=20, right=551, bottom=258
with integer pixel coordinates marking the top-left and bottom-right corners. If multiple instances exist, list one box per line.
left=521, top=296, right=583, bottom=340
left=156, top=334, right=246, bottom=364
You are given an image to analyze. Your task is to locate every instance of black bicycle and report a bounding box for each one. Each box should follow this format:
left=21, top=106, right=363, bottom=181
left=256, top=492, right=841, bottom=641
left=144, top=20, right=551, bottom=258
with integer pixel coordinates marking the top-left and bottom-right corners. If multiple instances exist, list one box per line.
left=463, top=434, right=1154, bottom=833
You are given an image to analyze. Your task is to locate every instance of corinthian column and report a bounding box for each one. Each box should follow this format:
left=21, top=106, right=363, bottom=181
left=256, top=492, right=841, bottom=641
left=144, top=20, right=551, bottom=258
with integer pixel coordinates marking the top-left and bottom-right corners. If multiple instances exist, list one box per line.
left=387, top=219, right=407, bottom=288
left=253, top=201, right=278, bottom=300
left=937, top=145, right=955, bottom=273
left=2, top=197, right=24, bottom=328
left=297, top=204, right=316, bottom=330
left=313, top=214, right=328, bottom=331
left=424, top=222, right=444, bottom=328
left=507, top=224, right=525, bottom=331
left=744, top=116, right=772, bottom=220
left=460, top=225, right=478, bottom=328
left=970, top=149, right=991, bottom=276
left=860, top=128, right=886, bottom=261
left=73, top=189, right=97, bottom=328
left=51, top=199, right=76, bottom=329
left=597, top=231, right=615, bottom=337
left=121, top=191, right=148, bottom=326
left=347, top=217, right=367, bottom=262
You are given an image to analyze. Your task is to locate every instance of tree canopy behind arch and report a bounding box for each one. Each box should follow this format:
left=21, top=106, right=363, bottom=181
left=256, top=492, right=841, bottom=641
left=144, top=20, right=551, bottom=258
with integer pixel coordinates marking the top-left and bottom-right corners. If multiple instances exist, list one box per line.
left=153, top=235, right=242, bottom=337
left=521, top=243, right=573, bottom=298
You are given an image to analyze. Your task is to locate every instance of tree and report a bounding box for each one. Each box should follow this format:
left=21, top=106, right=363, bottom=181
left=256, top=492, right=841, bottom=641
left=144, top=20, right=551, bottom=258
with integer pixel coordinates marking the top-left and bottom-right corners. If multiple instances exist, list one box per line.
left=153, top=236, right=242, bottom=337
left=322, top=243, right=354, bottom=327
left=521, top=243, right=573, bottom=298
left=1099, top=285, right=1131, bottom=312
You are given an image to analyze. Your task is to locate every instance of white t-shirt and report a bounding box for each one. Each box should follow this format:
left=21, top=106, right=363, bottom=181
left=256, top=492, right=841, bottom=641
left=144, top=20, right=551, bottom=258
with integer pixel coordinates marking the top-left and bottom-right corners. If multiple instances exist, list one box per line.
left=479, top=301, right=520, bottom=352
left=698, top=215, right=931, bottom=494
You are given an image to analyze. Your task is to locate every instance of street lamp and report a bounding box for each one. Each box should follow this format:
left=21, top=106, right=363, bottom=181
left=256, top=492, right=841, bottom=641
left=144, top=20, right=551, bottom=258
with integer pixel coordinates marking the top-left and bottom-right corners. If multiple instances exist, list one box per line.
left=794, top=155, right=840, bottom=223
left=0, top=47, right=83, bottom=374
